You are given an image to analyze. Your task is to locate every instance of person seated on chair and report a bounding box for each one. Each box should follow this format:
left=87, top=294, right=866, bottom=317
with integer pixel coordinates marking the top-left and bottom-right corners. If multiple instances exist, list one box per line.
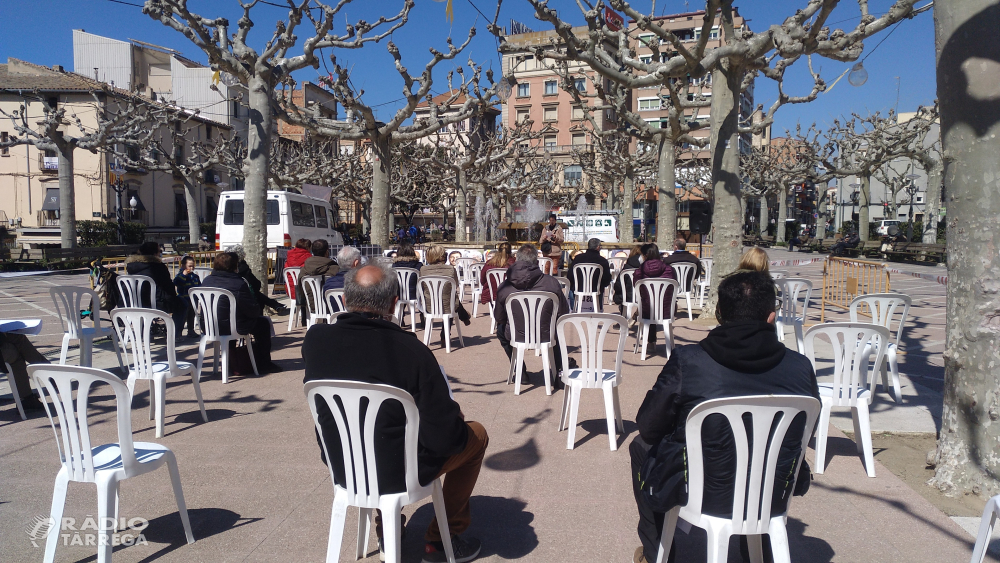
left=285, top=238, right=313, bottom=269
left=0, top=332, right=50, bottom=411
left=201, top=252, right=281, bottom=374
left=628, top=271, right=820, bottom=563
left=125, top=241, right=178, bottom=313
left=421, top=245, right=472, bottom=328
left=830, top=231, right=860, bottom=256
left=478, top=242, right=514, bottom=306
left=228, top=245, right=291, bottom=317
left=566, top=238, right=612, bottom=311
left=322, top=246, right=363, bottom=313
left=633, top=244, right=676, bottom=348
left=661, top=238, right=703, bottom=287
left=612, top=244, right=644, bottom=314
left=297, top=239, right=339, bottom=325
left=302, top=264, right=488, bottom=563
left=493, top=244, right=571, bottom=385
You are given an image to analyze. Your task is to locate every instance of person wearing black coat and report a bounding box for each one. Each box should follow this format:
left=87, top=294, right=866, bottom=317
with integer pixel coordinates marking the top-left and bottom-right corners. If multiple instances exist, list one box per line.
left=629, top=271, right=820, bottom=563
left=124, top=242, right=178, bottom=313
left=661, top=238, right=703, bottom=287
left=200, top=252, right=280, bottom=372
left=612, top=246, right=644, bottom=307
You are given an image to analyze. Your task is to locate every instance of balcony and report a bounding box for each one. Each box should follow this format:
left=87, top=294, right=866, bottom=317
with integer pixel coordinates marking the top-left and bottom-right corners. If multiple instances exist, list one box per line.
left=38, top=154, right=58, bottom=173
left=541, top=144, right=592, bottom=154
left=37, top=210, right=60, bottom=226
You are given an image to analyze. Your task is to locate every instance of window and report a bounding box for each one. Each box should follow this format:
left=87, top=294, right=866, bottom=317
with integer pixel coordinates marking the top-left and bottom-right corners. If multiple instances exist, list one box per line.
left=574, top=78, right=586, bottom=92
left=571, top=133, right=586, bottom=145
left=915, top=194, right=925, bottom=204
left=638, top=98, right=660, bottom=111
left=543, top=106, right=558, bottom=122
left=457, top=120, right=467, bottom=131
left=315, top=205, right=329, bottom=228
left=564, top=164, right=583, bottom=186
left=639, top=55, right=653, bottom=65
left=1, top=132, right=8, bottom=156
left=638, top=33, right=657, bottom=47
left=572, top=106, right=585, bottom=120
left=644, top=118, right=662, bottom=129
left=205, top=124, right=213, bottom=139
left=543, top=135, right=557, bottom=149
left=291, top=201, right=316, bottom=227
left=222, top=199, right=279, bottom=225
left=517, top=83, right=530, bottom=98
left=515, top=108, right=530, bottom=123
left=231, top=100, right=240, bottom=118
left=544, top=80, right=558, bottom=95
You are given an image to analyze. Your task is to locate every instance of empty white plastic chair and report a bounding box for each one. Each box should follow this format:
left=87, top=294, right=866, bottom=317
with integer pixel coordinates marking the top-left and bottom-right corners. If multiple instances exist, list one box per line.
left=466, top=263, right=484, bottom=317
left=634, top=278, right=679, bottom=361
left=111, top=309, right=207, bottom=439
left=455, top=258, right=478, bottom=303
left=50, top=287, right=125, bottom=370
left=284, top=267, right=302, bottom=332
left=554, top=276, right=570, bottom=297
left=324, top=288, right=346, bottom=320
left=418, top=276, right=465, bottom=353
left=969, top=494, right=1000, bottom=563
left=655, top=395, right=821, bottom=563
left=1, top=363, right=26, bottom=420
left=304, top=380, right=456, bottom=563
left=619, top=269, right=639, bottom=322
left=393, top=267, right=421, bottom=332
left=571, top=263, right=604, bottom=313
left=849, top=293, right=912, bottom=403
left=193, top=267, right=212, bottom=281
left=803, top=322, right=890, bottom=477
left=504, top=291, right=559, bottom=396
left=774, top=278, right=813, bottom=353
left=485, top=269, right=507, bottom=335
left=556, top=313, right=628, bottom=450
left=671, top=263, right=697, bottom=321
left=301, top=276, right=329, bottom=329
left=537, top=256, right=556, bottom=275
left=697, top=258, right=714, bottom=308
left=116, top=274, right=156, bottom=309
left=29, top=364, right=195, bottom=563
left=189, top=287, right=259, bottom=384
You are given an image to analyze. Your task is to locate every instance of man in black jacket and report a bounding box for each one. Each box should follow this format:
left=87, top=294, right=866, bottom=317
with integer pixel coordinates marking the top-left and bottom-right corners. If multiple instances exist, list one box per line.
left=567, top=238, right=612, bottom=311
left=302, top=264, right=488, bottom=563
left=630, top=271, right=820, bottom=563
left=661, top=238, right=703, bottom=288
left=124, top=241, right=178, bottom=313
left=201, top=252, right=280, bottom=373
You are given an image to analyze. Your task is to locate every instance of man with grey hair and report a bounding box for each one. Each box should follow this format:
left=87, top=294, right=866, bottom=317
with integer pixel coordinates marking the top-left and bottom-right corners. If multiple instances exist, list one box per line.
left=303, top=264, right=488, bottom=562
left=322, top=246, right=363, bottom=314
left=661, top=237, right=703, bottom=288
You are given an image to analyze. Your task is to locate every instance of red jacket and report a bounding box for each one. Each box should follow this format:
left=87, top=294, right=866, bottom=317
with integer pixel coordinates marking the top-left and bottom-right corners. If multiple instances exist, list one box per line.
left=285, top=247, right=312, bottom=268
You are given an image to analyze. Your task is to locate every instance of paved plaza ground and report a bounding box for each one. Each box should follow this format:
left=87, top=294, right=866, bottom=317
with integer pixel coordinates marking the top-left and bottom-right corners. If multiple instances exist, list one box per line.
left=0, top=249, right=994, bottom=562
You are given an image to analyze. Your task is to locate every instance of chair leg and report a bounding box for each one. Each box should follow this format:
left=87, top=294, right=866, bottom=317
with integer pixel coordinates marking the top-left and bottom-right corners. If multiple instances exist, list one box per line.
left=43, top=469, right=70, bottom=563
left=704, top=521, right=731, bottom=563
left=455, top=317, right=465, bottom=348
left=8, top=373, right=26, bottom=420
left=109, top=332, right=125, bottom=373
left=603, top=386, right=618, bottom=451
left=164, top=452, right=195, bottom=544
left=443, top=317, right=452, bottom=354
left=220, top=342, right=229, bottom=384
left=775, top=320, right=785, bottom=341
left=747, top=533, right=765, bottom=563
left=423, top=318, right=433, bottom=347
left=327, top=491, right=349, bottom=563
left=59, top=334, right=71, bottom=365
left=431, top=480, right=457, bottom=563
left=558, top=385, right=571, bottom=431
left=654, top=507, right=680, bottom=563
left=190, top=369, right=208, bottom=423
left=356, top=507, right=372, bottom=560
left=663, top=322, right=674, bottom=359
left=640, top=324, right=649, bottom=361
left=768, top=516, right=792, bottom=563
left=612, top=386, right=624, bottom=433
left=855, top=404, right=876, bottom=477
left=148, top=381, right=156, bottom=421
left=565, top=386, right=582, bottom=450
left=970, top=500, right=999, bottom=563
left=96, top=477, right=117, bottom=563
left=195, top=338, right=208, bottom=383
left=814, top=401, right=832, bottom=474
left=513, top=348, right=526, bottom=395
left=379, top=499, right=405, bottom=563
left=541, top=346, right=552, bottom=396
left=245, top=336, right=260, bottom=375
left=154, top=373, right=167, bottom=439
left=409, top=307, right=417, bottom=333
left=686, top=294, right=693, bottom=321
left=80, top=336, right=93, bottom=368
left=287, top=304, right=296, bottom=332
left=794, top=321, right=805, bottom=354
left=213, top=341, right=221, bottom=379
left=888, top=347, right=902, bottom=402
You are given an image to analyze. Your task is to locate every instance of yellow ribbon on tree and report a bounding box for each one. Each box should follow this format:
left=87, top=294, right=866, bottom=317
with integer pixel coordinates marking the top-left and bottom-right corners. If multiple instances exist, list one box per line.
left=445, top=0, right=453, bottom=24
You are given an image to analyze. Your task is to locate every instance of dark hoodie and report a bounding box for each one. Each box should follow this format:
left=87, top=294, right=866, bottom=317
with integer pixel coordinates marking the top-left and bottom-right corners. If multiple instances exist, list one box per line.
left=634, top=258, right=676, bottom=319
left=391, top=256, right=423, bottom=300
left=494, top=260, right=570, bottom=342
left=635, top=320, right=820, bottom=517
left=124, top=253, right=177, bottom=311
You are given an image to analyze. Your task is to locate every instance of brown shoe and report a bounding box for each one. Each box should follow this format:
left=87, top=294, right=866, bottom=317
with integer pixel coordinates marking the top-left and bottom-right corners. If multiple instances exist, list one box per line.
left=633, top=546, right=648, bottom=563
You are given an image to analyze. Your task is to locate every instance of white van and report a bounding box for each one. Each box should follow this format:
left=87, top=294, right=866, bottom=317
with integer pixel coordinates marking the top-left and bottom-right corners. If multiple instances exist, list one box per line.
left=215, top=190, right=344, bottom=251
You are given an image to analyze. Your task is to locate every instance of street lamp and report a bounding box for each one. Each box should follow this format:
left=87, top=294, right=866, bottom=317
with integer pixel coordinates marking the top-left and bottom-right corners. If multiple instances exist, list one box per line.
left=849, top=182, right=861, bottom=231
left=110, top=175, right=129, bottom=245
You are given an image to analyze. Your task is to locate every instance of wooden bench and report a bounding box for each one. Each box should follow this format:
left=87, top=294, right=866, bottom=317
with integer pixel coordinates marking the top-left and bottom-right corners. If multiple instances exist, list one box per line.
left=841, top=240, right=881, bottom=258
left=40, top=245, right=140, bottom=263
left=809, top=238, right=837, bottom=253
left=884, top=242, right=947, bottom=263
left=742, top=235, right=774, bottom=248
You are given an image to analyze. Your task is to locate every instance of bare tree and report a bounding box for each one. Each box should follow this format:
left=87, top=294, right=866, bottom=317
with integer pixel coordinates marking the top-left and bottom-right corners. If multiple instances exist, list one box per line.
left=573, top=132, right=656, bottom=243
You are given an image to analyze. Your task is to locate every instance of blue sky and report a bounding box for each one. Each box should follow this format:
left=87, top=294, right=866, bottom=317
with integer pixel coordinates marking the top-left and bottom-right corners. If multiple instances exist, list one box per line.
left=1, top=0, right=936, bottom=134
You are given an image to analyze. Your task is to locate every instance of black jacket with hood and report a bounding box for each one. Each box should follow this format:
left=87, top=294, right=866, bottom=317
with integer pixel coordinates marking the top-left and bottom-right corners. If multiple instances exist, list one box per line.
left=636, top=320, right=820, bottom=517
left=567, top=249, right=612, bottom=292
left=494, top=260, right=570, bottom=343
left=124, top=254, right=177, bottom=312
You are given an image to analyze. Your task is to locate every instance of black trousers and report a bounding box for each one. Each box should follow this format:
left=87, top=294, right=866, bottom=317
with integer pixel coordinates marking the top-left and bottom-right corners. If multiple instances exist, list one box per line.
left=228, top=316, right=272, bottom=366
left=495, top=322, right=563, bottom=371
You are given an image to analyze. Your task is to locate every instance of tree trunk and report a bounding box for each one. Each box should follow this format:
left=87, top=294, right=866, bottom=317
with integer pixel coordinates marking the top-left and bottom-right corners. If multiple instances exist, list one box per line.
left=243, top=75, right=272, bottom=282
left=922, top=160, right=944, bottom=243
left=656, top=139, right=676, bottom=248
left=57, top=145, right=76, bottom=248
left=776, top=184, right=789, bottom=243
left=929, top=0, right=1000, bottom=499
left=758, top=195, right=768, bottom=236
left=859, top=175, right=872, bottom=241
left=701, top=61, right=743, bottom=319
left=361, top=201, right=371, bottom=236
left=370, top=136, right=391, bottom=248
left=621, top=172, right=635, bottom=244
left=183, top=175, right=200, bottom=243
left=455, top=169, right=468, bottom=242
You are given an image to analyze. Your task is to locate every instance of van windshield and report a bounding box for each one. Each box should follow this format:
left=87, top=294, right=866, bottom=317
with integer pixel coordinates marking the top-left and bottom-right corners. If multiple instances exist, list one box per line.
left=222, top=200, right=280, bottom=225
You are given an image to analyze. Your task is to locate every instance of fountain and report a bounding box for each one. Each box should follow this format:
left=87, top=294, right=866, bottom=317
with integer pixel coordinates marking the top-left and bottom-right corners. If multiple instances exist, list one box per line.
left=523, top=195, right=547, bottom=225
left=473, top=195, right=487, bottom=241
left=486, top=197, right=499, bottom=241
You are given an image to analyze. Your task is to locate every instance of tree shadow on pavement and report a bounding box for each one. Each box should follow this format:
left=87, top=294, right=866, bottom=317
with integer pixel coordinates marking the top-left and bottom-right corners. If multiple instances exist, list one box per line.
left=485, top=437, right=540, bottom=471
left=573, top=418, right=638, bottom=450
left=400, top=496, right=538, bottom=562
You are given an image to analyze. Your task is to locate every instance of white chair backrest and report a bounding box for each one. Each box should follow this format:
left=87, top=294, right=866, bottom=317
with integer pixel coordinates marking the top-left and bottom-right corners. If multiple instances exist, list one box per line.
left=608, top=257, right=625, bottom=273
left=620, top=270, right=638, bottom=306
left=324, top=288, right=345, bottom=314
left=111, top=308, right=180, bottom=380
left=770, top=270, right=788, bottom=280
left=672, top=263, right=696, bottom=292
left=682, top=396, right=821, bottom=534
left=803, top=322, right=891, bottom=406
left=554, top=276, right=570, bottom=296
left=301, top=276, right=327, bottom=317
left=29, top=364, right=140, bottom=483
left=556, top=313, right=628, bottom=386
left=50, top=287, right=102, bottom=340
left=117, top=274, right=155, bottom=308
left=455, top=257, right=476, bottom=272
left=486, top=269, right=507, bottom=304
left=849, top=293, right=911, bottom=347
left=571, top=263, right=603, bottom=293
left=418, top=276, right=456, bottom=316
left=395, top=267, right=420, bottom=301
left=776, top=278, right=813, bottom=321
left=284, top=267, right=301, bottom=292
left=537, top=257, right=556, bottom=275
left=504, top=291, right=559, bottom=346
left=465, top=263, right=483, bottom=285
left=700, top=258, right=714, bottom=283
left=194, top=267, right=213, bottom=281
left=304, top=381, right=422, bottom=506
left=189, top=287, right=240, bottom=338
left=635, top=278, right=679, bottom=322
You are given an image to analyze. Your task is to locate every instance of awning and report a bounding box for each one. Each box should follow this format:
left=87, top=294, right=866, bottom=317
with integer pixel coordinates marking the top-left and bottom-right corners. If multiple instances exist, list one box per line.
left=41, top=188, right=60, bottom=210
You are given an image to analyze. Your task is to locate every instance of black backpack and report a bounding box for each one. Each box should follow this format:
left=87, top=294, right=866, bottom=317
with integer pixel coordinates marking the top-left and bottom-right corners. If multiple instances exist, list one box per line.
left=638, top=437, right=689, bottom=513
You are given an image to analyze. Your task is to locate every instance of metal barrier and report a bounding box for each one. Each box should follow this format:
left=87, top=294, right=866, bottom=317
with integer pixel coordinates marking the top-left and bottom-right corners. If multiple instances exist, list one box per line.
left=821, top=257, right=890, bottom=321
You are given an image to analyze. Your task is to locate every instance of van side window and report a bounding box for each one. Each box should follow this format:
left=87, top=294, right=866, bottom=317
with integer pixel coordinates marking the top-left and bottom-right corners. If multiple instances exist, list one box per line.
left=291, top=201, right=315, bottom=227
left=315, top=205, right=329, bottom=228
left=222, top=199, right=280, bottom=225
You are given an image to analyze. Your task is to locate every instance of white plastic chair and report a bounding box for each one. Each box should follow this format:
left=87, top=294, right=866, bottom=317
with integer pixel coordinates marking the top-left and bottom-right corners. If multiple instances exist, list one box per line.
left=111, top=309, right=207, bottom=439
left=655, top=395, right=821, bottom=563
left=504, top=291, right=559, bottom=396
left=1, top=363, right=26, bottom=420
left=193, top=267, right=212, bottom=282
left=554, top=276, right=570, bottom=297
left=969, top=494, right=1000, bottom=563
left=455, top=258, right=478, bottom=302
left=301, top=276, right=328, bottom=329
left=849, top=293, right=912, bottom=403
left=803, top=322, right=890, bottom=477
left=556, top=313, right=628, bottom=450
left=774, top=278, right=813, bottom=353
left=284, top=267, right=302, bottom=332
left=697, top=258, right=714, bottom=308
left=324, top=288, right=346, bottom=321
left=634, top=278, right=679, bottom=361
left=537, top=256, right=556, bottom=275
left=418, top=276, right=464, bottom=353
left=571, top=263, right=604, bottom=313
left=189, top=287, right=259, bottom=384
left=485, top=269, right=507, bottom=335
left=466, top=263, right=484, bottom=317
left=671, top=263, right=697, bottom=321
left=304, top=380, right=456, bottom=563
left=770, top=270, right=788, bottom=280
left=619, top=269, right=639, bottom=322
left=116, top=274, right=156, bottom=309
left=29, top=364, right=195, bottom=563
left=393, top=268, right=421, bottom=332
left=50, top=287, right=125, bottom=370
